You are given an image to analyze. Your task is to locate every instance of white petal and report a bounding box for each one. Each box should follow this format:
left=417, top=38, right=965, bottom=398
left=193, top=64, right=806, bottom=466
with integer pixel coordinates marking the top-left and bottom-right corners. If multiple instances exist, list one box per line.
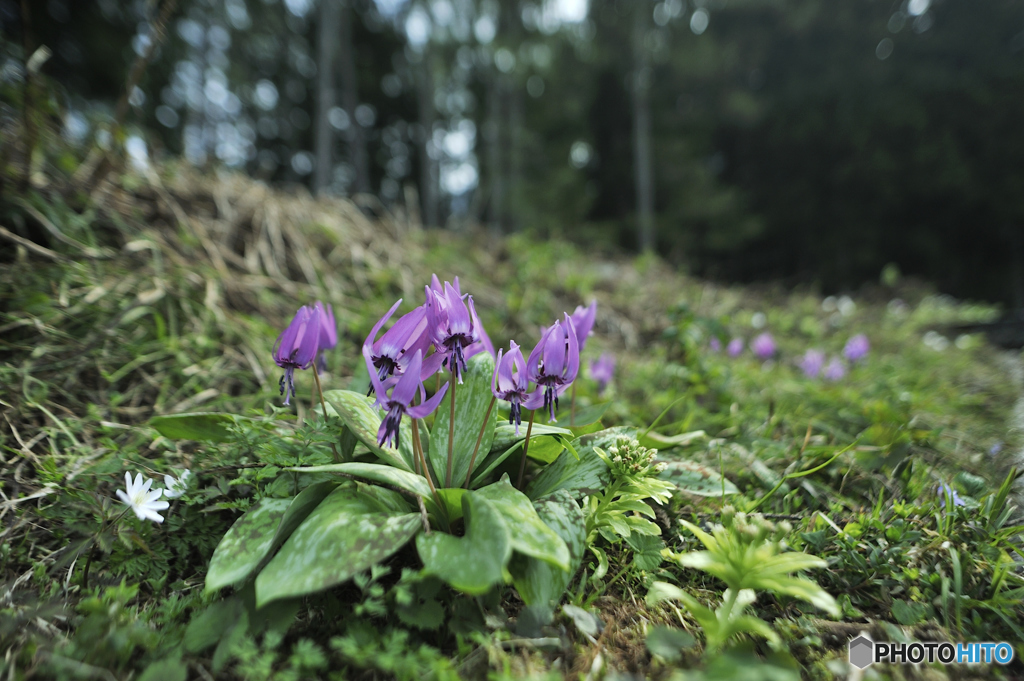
left=140, top=508, right=165, bottom=523
left=164, top=474, right=176, bottom=489
left=115, top=489, right=132, bottom=505
left=124, top=471, right=134, bottom=491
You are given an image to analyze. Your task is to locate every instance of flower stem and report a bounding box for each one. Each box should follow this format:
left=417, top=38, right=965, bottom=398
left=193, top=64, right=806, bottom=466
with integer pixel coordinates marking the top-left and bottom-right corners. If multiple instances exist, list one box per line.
left=516, top=410, right=536, bottom=489
left=463, top=395, right=496, bottom=488
left=570, top=383, right=577, bottom=426
left=412, top=418, right=437, bottom=496
left=445, top=376, right=456, bottom=487
left=311, top=363, right=340, bottom=462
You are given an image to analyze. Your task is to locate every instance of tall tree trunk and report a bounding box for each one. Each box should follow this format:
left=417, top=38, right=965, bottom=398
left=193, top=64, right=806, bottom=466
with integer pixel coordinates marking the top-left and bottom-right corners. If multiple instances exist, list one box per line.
left=314, top=0, right=339, bottom=194
left=339, top=0, right=369, bottom=194
left=416, top=51, right=439, bottom=226
left=632, top=6, right=655, bottom=252
left=486, top=71, right=504, bottom=235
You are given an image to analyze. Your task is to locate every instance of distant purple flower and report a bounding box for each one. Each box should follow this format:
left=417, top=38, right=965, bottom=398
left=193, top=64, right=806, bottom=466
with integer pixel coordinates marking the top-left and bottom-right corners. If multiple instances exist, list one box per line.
left=273, top=305, right=322, bottom=405
left=527, top=314, right=580, bottom=422
left=709, top=337, right=722, bottom=353
left=823, top=357, right=846, bottom=381
left=425, top=280, right=479, bottom=383
left=365, top=348, right=448, bottom=449
left=937, top=483, right=965, bottom=510
left=799, top=349, right=826, bottom=378
left=751, top=333, right=776, bottom=359
left=589, top=353, right=616, bottom=395
left=990, top=442, right=1003, bottom=457
left=363, top=300, right=437, bottom=393
left=570, top=301, right=597, bottom=352
left=727, top=338, right=744, bottom=357
left=315, top=301, right=337, bottom=372
left=843, top=334, right=870, bottom=362
left=492, top=341, right=537, bottom=435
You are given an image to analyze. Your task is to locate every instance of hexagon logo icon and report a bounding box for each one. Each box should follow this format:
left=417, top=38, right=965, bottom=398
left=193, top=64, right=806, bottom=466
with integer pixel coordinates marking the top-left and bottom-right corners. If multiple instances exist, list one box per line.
left=849, top=635, right=874, bottom=669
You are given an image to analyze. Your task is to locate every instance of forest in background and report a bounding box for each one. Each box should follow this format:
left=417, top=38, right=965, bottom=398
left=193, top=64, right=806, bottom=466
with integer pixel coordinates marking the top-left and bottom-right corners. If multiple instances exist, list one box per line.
left=4, top=0, right=1024, bottom=304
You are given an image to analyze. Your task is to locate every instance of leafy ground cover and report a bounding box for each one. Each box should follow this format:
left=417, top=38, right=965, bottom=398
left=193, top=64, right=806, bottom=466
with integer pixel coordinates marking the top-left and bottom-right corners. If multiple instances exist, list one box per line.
left=2, top=148, right=1023, bottom=680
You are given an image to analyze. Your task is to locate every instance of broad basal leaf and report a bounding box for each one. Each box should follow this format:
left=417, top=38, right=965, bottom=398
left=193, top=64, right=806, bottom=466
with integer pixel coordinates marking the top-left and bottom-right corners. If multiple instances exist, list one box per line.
left=205, top=498, right=291, bottom=593
left=475, top=477, right=570, bottom=570
left=490, top=422, right=572, bottom=453
left=510, top=490, right=585, bottom=611
left=255, top=486, right=421, bottom=606
left=416, top=491, right=511, bottom=595
left=428, top=352, right=496, bottom=487
left=564, top=402, right=610, bottom=428
left=150, top=412, right=247, bottom=443
left=288, top=462, right=433, bottom=498
left=657, top=457, right=739, bottom=497
left=323, top=390, right=415, bottom=472
left=205, top=482, right=338, bottom=593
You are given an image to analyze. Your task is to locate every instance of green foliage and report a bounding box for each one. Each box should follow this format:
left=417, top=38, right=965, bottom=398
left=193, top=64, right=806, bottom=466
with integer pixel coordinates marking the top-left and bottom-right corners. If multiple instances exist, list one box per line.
left=651, top=508, right=838, bottom=653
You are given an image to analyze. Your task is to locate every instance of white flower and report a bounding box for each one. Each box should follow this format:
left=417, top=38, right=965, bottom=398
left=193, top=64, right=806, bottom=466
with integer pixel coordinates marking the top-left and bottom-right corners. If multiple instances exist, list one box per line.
left=162, top=469, right=191, bottom=499
left=116, top=472, right=169, bottom=523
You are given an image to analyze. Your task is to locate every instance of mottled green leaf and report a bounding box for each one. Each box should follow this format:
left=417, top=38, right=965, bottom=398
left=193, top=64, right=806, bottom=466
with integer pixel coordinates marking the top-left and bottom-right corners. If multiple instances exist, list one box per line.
left=525, top=436, right=565, bottom=463
left=255, top=486, right=421, bottom=606
left=640, top=430, right=707, bottom=450
left=323, top=389, right=415, bottom=471
left=205, top=498, right=292, bottom=593
left=184, top=597, right=245, bottom=653
left=657, top=457, right=739, bottom=497
left=288, top=462, right=433, bottom=498
left=428, top=352, right=497, bottom=487
left=475, top=477, right=570, bottom=570
left=417, top=492, right=511, bottom=595
left=565, top=402, right=610, bottom=428
left=491, top=422, right=572, bottom=453
left=510, top=490, right=586, bottom=610
left=150, top=412, right=246, bottom=442
left=526, top=429, right=635, bottom=501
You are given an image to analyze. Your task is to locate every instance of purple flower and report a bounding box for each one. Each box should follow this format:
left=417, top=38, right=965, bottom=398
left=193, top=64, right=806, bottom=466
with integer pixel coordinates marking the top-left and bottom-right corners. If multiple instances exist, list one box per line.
left=937, top=483, right=965, bottom=510
left=425, top=279, right=479, bottom=383
left=843, top=334, right=870, bottom=362
left=315, top=301, right=337, bottom=372
left=799, top=349, right=826, bottom=378
left=727, top=338, right=744, bottom=357
left=823, top=357, right=846, bottom=381
left=363, top=300, right=438, bottom=393
left=429, top=275, right=495, bottom=360
left=751, top=333, right=776, bottom=359
left=709, top=337, right=722, bottom=353
left=492, top=341, right=539, bottom=435
left=273, top=305, right=322, bottom=405
left=527, top=314, right=580, bottom=422
left=570, top=301, right=597, bottom=352
left=589, top=353, right=616, bottom=395
left=990, top=442, right=1003, bottom=457
left=365, top=348, right=448, bottom=449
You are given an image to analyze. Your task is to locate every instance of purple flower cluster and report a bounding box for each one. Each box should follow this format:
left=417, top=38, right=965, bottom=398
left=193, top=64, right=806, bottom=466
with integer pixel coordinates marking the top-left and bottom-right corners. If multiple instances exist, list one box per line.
left=715, top=327, right=870, bottom=385
left=272, top=279, right=603, bottom=450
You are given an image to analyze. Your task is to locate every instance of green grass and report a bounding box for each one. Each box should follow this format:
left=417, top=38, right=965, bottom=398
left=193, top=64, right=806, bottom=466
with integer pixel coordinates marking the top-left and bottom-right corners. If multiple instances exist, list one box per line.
left=2, top=145, right=1023, bottom=680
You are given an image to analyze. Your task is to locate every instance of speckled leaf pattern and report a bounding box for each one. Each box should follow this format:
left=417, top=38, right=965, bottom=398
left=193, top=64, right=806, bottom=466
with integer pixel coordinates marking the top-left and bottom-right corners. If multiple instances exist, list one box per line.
left=288, top=462, right=433, bottom=498
left=490, top=422, right=572, bottom=453
left=322, top=389, right=415, bottom=471
left=657, top=457, right=739, bottom=496
left=255, top=486, right=421, bottom=606
left=510, top=490, right=586, bottom=608
left=475, top=477, right=570, bottom=570
left=205, top=498, right=292, bottom=593
left=416, top=492, right=511, bottom=595
left=526, top=427, right=638, bottom=500
left=428, top=352, right=496, bottom=487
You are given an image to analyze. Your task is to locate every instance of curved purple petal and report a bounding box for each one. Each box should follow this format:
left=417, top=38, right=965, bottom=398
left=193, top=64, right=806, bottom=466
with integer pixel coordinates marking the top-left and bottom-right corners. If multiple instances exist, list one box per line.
left=563, top=314, right=580, bottom=382
left=293, top=306, right=322, bottom=369
left=365, top=299, right=402, bottom=355
left=363, top=344, right=390, bottom=406
left=407, top=380, right=450, bottom=418
left=445, top=283, right=472, bottom=336
left=526, top=325, right=550, bottom=383
left=273, top=305, right=312, bottom=365
left=391, top=350, right=424, bottom=406
left=380, top=306, right=426, bottom=360
left=315, top=301, right=337, bottom=350
left=541, top=320, right=567, bottom=378
left=522, top=389, right=545, bottom=411
left=570, top=301, right=597, bottom=351
left=468, top=297, right=494, bottom=357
